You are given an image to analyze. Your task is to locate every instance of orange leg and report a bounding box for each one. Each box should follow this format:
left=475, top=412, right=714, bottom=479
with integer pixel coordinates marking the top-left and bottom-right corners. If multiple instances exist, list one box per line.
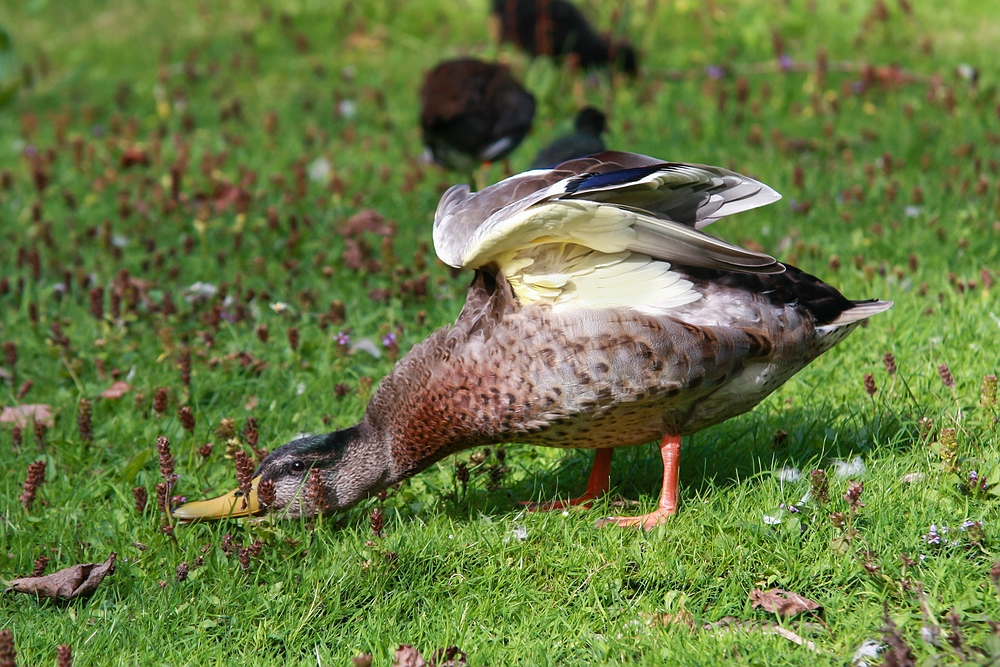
left=522, top=448, right=614, bottom=511
left=596, top=435, right=681, bottom=530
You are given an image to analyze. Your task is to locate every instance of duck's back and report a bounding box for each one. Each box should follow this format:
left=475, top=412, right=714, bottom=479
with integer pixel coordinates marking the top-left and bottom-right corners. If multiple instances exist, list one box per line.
left=370, top=265, right=887, bottom=458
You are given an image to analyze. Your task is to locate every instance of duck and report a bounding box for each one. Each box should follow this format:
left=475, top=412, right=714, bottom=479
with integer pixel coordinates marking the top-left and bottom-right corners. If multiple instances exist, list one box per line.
left=531, top=107, right=607, bottom=169
left=174, top=151, right=891, bottom=529
left=419, top=58, right=536, bottom=177
left=490, top=0, right=638, bottom=75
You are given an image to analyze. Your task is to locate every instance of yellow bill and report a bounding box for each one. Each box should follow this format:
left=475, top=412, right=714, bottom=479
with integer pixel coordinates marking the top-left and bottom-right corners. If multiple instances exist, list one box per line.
left=172, top=476, right=263, bottom=523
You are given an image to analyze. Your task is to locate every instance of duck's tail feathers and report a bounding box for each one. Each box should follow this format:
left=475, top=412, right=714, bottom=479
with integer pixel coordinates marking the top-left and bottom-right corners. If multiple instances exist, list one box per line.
left=828, top=299, right=894, bottom=326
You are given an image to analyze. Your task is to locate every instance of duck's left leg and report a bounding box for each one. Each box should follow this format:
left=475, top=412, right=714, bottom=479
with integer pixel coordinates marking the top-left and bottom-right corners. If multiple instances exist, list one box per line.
left=596, top=434, right=681, bottom=529
left=522, top=447, right=614, bottom=511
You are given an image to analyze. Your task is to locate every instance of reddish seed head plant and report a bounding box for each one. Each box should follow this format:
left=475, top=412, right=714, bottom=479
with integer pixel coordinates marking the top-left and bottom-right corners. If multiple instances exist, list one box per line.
left=883, top=352, right=897, bottom=375
left=257, top=478, right=276, bottom=508
left=19, top=460, right=46, bottom=510
left=178, top=406, right=195, bottom=432
left=938, top=363, right=955, bottom=389
left=0, top=629, right=16, bottom=667
left=864, top=373, right=877, bottom=397
left=233, top=450, right=254, bottom=510
left=153, top=387, right=168, bottom=415
left=133, top=486, right=148, bottom=513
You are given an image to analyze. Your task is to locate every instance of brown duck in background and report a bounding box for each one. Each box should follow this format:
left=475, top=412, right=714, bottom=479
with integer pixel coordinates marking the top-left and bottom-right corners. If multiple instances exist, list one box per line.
left=419, top=58, right=535, bottom=178
left=490, top=0, right=638, bottom=75
left=174, top=152, right=891, bottom=529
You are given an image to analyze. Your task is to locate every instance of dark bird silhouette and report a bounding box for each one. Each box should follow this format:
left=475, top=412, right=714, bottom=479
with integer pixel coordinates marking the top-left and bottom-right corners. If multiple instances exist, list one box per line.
left=419, top=58, right=536, bottom=176
left=531, top=107, right=606, bottom=169
left=491, top=0, right=638, bottom=75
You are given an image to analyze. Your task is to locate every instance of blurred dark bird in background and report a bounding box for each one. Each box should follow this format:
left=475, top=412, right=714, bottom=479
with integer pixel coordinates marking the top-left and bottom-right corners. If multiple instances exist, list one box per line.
left=531, top=107, right=606, bottom=169
left=419, top=58, right=536, bottom=176
left=490, top=0, right=638, bottom=75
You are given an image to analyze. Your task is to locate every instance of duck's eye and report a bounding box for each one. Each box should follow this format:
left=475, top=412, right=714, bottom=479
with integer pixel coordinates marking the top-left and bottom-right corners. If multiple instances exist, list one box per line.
left=290, top=460, right=306, bottom=473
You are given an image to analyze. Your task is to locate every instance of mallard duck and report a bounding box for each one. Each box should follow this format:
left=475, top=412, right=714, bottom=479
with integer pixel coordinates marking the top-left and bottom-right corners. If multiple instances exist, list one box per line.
left=419, top=58, right=536, bottom=175
left=174, top=151, right=891, bottom=529
left=490, top=0, right=638, bottom=75
left=531, top=107, right=607, bottom=169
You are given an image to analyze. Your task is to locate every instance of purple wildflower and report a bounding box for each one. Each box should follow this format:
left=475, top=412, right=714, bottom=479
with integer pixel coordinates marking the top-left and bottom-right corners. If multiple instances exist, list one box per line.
left=381, top=332, right=397, bottom=347
left=779, top=54, right=793, bottom=71
left=922, top=524, right=942, bottom=545
left=706, top=65, right=725, bottom=80
left=335, top=331, right=350, bottom=346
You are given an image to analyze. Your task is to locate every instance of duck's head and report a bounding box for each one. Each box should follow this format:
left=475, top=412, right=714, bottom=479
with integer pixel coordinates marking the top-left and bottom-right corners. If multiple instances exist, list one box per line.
left=173, top=424, right=390, bottom=522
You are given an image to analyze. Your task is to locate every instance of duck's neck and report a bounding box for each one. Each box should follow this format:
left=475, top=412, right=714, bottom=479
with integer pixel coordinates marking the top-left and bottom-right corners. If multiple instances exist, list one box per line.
left=362, top=341, right=503, bottom=484
left=364, top=370, right=497, bottom=485
left=363, top=270, right=517, bottom=483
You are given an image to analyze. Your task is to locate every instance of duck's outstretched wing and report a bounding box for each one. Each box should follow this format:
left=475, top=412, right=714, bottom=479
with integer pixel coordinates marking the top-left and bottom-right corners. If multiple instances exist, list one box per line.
left=432, top=152, right=783, bottom=314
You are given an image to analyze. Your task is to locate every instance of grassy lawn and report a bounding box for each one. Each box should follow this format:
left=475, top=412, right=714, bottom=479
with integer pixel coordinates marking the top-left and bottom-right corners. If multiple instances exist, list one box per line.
left=1, top=0, right=999, bottom=664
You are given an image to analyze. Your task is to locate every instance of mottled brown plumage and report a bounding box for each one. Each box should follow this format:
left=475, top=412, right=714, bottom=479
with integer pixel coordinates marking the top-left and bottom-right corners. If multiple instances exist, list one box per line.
left=174, top=152, right=890, bottom=528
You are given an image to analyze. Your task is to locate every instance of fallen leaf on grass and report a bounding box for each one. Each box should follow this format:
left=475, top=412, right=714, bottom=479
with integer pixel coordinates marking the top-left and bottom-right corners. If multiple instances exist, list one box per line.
left=706, top=617, right=822, bottom=652
left=100, top=381, right=132, bottom=399
left=5, top=553, right=116, bottom=601
left=0, top=404, right=54, bottom=428
left=352, top=655, right=373, bottom=667
left=750, top=588, right=822, bottom=617
left=341, top=209, right=395, bottom=237
left=343, top=238, right=366, bottom=270
left=392, top=645, right=467, bottom=667
left=393, top=646, right=427, bottom=667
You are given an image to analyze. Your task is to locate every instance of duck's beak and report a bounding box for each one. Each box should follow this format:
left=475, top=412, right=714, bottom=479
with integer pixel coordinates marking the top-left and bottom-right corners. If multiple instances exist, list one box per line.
left=172, top=477, right=264, bottom=523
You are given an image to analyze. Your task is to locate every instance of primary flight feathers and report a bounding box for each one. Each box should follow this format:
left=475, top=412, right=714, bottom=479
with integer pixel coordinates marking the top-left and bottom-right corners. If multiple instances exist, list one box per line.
left=433, top=152, right=783, bottom=314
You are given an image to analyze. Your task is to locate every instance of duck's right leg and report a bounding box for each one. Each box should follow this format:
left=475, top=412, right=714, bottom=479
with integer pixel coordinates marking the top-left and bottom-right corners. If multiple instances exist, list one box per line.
left=522, top=447, right=614, bottom=511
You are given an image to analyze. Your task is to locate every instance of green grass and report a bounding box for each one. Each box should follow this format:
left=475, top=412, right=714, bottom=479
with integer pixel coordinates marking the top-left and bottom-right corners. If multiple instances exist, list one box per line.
left=1, top=0, right=999, bottom=664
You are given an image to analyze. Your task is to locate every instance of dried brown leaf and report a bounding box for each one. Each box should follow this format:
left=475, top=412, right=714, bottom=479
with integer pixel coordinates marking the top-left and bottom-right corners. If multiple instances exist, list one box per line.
left=0, top=404, right=54, bottom=428
left=100, top=381, right=133, bottom=399
left=352, top=655, right=373, bottom=667
left=6, top=553, right=116, bottom=600
left=343, top=239, right=365, bottom=270
left=393, top=645, right=428, bottom=667
left=750, top=588, right=821, bottom=618
left=341, top=209, right=395, bottom=237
